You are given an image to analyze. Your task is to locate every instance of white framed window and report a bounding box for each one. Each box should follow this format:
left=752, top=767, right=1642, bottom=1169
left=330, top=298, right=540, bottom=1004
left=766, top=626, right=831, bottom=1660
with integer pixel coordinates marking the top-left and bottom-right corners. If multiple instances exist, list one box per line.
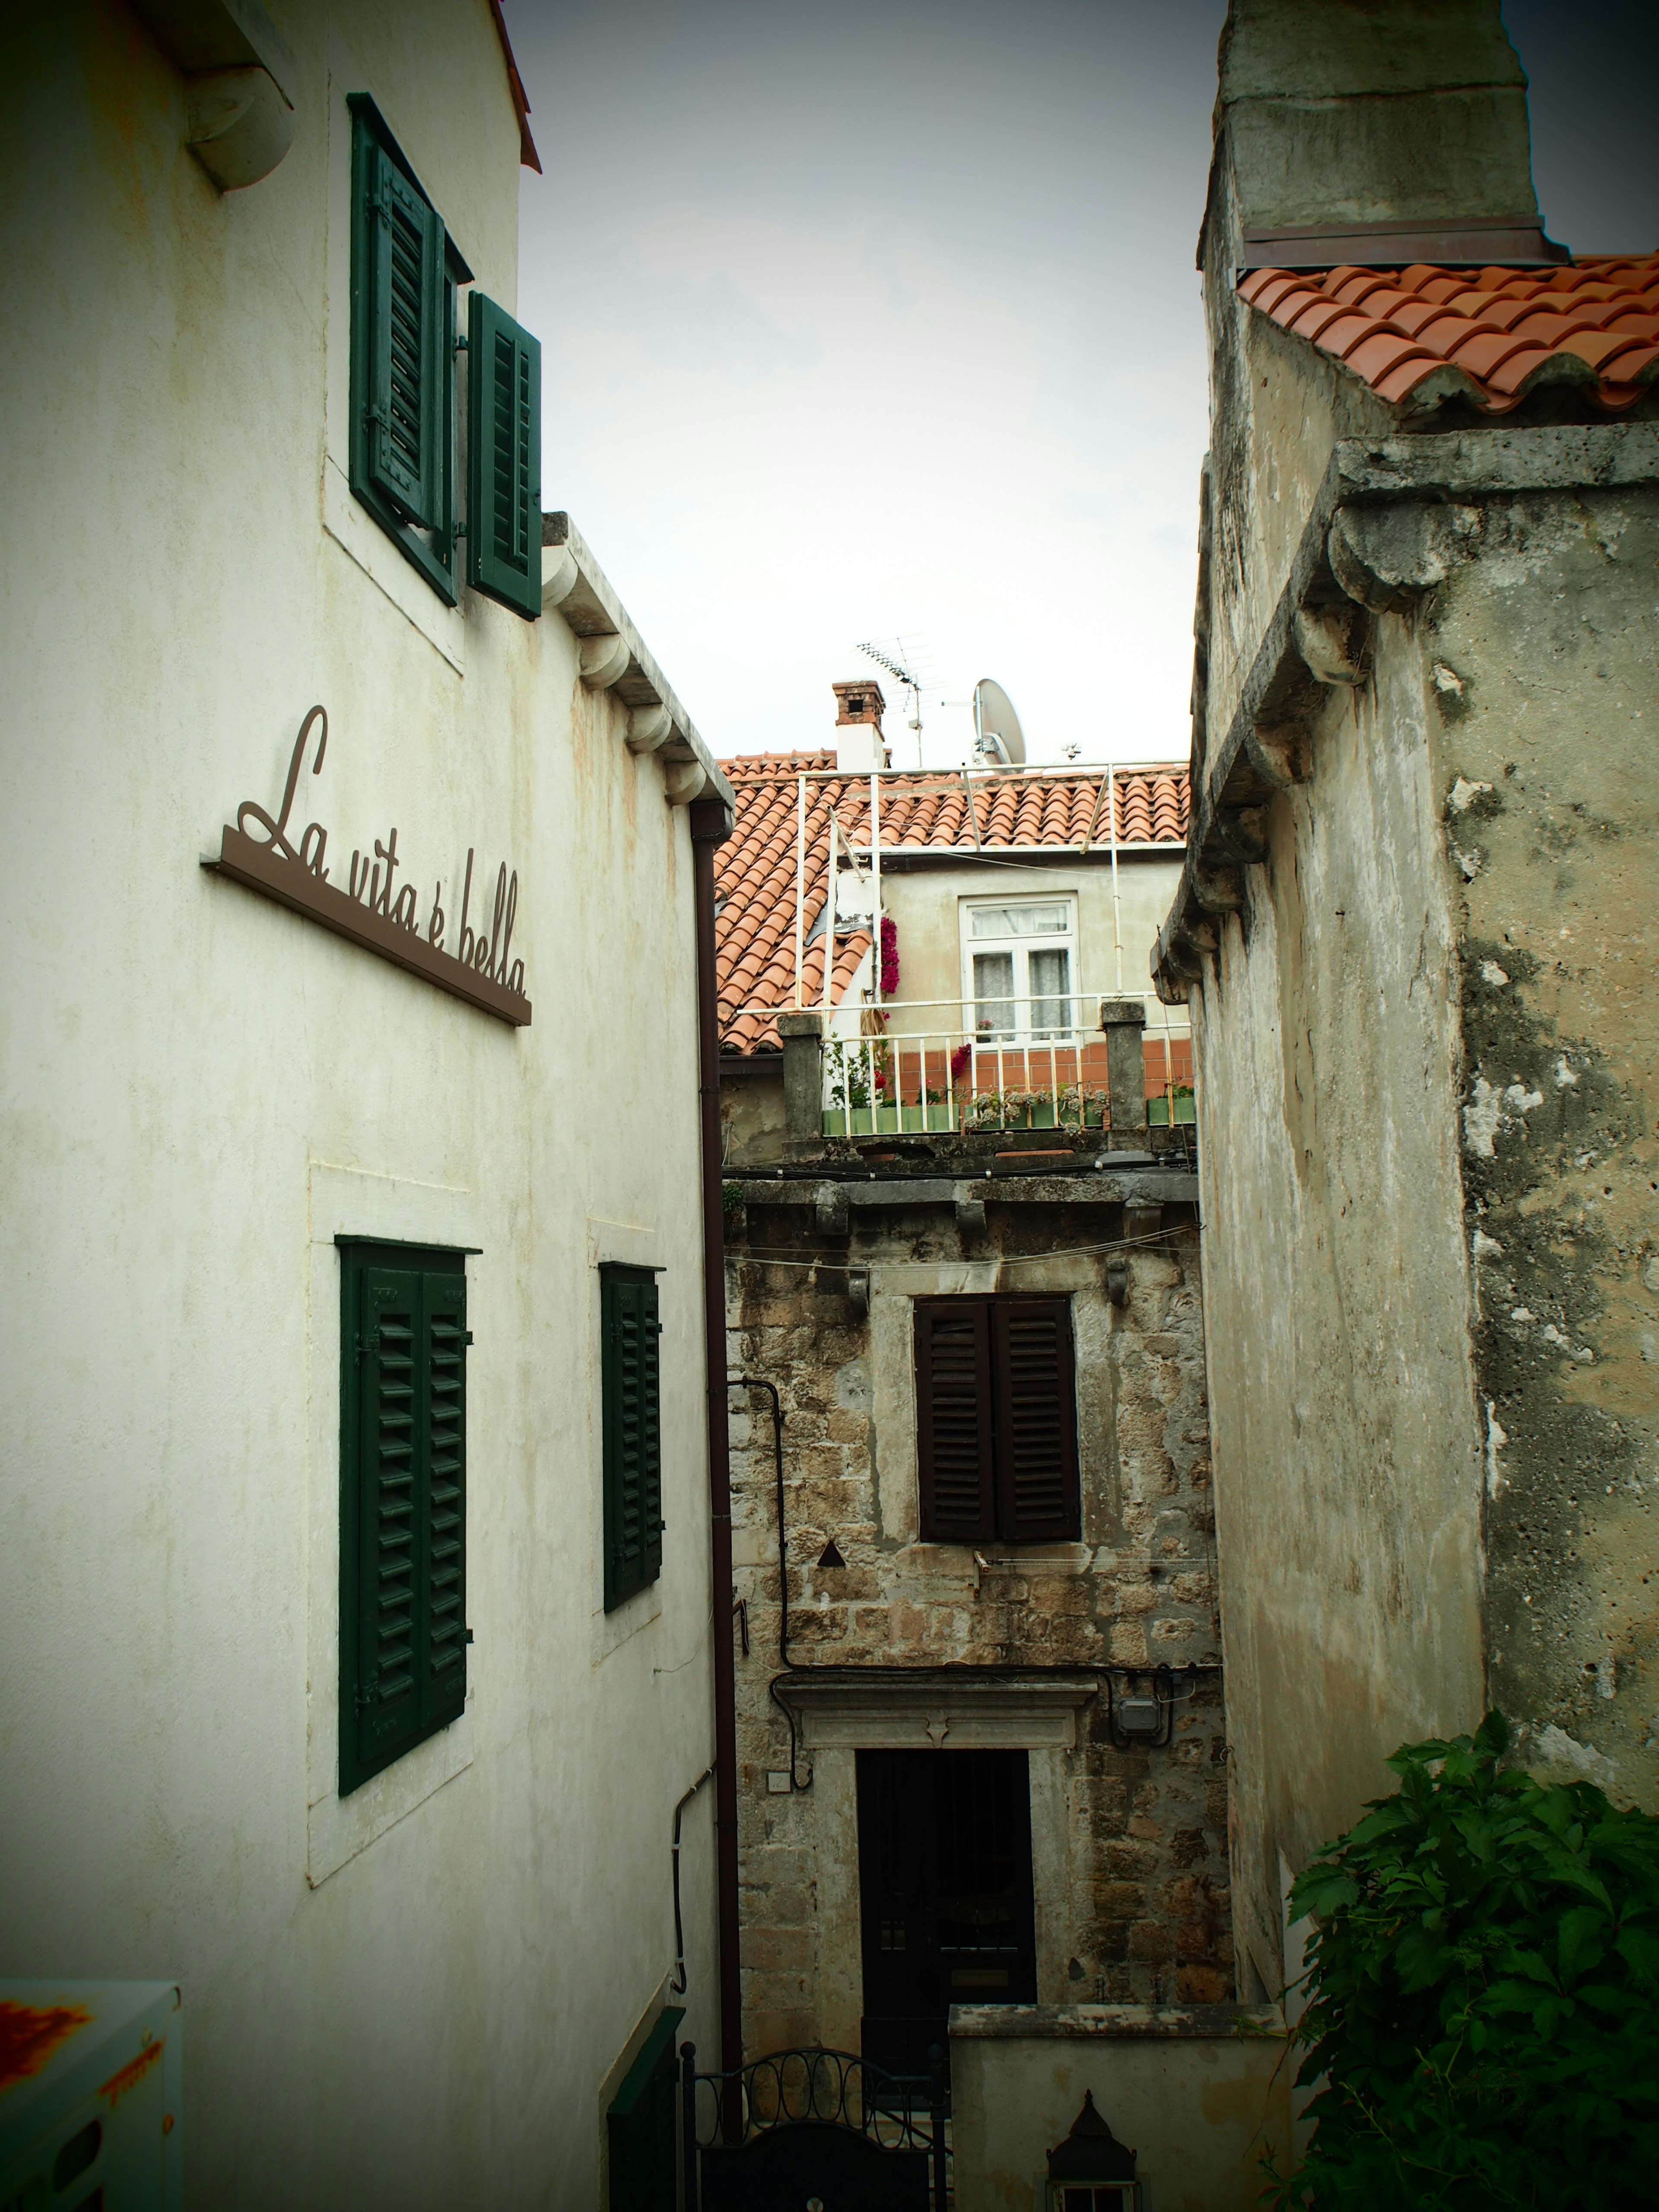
left=960, top=897, right=1078, bottom=1040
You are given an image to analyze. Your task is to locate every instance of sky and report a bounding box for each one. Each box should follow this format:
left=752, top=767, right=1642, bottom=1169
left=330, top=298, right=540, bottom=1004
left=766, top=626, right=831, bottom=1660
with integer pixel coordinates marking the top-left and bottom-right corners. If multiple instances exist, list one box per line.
left=507, top=1, right=1659, bottom=771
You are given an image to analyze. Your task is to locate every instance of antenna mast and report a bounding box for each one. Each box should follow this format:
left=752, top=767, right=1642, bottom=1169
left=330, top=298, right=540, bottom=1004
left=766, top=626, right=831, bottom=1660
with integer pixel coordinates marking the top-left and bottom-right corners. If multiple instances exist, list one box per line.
left=857, top=639, right=925, bottom=769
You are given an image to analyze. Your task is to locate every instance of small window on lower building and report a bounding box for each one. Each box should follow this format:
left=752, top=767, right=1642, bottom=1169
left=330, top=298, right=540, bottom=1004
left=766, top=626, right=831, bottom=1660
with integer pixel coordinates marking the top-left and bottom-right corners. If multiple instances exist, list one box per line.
left=601, top=1265, right=664, bottom=1611
left=914, top=1295, right=1080, bottom=1544
left=338, top=1239, right=470, bottom=1794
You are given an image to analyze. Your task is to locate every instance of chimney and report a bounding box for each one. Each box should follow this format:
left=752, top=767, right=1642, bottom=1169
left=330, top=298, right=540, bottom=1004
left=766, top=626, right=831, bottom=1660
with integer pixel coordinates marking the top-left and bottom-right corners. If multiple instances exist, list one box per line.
left=1205, top=0, right=1561, bottom=275
left=832, top=680, right=890, bottom=772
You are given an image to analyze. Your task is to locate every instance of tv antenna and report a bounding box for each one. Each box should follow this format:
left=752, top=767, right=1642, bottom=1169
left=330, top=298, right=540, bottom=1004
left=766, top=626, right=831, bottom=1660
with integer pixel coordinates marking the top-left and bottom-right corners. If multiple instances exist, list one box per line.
left=858, top=639, right=925, bottom=768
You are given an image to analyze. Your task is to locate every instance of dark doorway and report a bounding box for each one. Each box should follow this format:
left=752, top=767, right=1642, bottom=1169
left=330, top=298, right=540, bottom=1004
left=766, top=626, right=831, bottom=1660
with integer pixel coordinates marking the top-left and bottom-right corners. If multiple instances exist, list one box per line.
left=857, top=1747, right=1038, bottom=2075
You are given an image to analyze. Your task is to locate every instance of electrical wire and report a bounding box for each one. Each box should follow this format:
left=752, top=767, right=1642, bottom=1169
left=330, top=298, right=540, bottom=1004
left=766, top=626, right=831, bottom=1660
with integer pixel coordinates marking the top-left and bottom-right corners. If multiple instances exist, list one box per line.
left=728, top=1225, right=1185, bottom=1273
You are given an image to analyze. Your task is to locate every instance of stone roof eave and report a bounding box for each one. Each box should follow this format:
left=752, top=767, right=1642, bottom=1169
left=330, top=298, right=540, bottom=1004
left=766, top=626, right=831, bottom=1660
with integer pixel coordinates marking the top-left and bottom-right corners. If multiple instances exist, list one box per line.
left=1152, top=421, right=1659, bottom=1004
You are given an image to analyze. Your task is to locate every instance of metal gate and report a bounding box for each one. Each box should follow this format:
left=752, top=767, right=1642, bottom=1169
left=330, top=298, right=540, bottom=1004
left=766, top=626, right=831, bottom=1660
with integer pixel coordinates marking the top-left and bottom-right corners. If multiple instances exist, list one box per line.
left=681, top=2043, right=948, bottom=2212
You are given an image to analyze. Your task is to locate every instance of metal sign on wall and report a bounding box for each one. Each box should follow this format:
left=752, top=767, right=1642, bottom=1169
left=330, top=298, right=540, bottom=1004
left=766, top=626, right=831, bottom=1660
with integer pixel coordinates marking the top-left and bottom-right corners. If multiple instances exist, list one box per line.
left=203, top=706, right=531, bottom=1026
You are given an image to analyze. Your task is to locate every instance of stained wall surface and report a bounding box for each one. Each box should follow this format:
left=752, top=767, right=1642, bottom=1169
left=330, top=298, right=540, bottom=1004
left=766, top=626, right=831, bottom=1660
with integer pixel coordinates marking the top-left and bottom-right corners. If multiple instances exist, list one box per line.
left=0, top=6, right=719, bottom=2205
left=1433, top=492, right=1659, bottom=1803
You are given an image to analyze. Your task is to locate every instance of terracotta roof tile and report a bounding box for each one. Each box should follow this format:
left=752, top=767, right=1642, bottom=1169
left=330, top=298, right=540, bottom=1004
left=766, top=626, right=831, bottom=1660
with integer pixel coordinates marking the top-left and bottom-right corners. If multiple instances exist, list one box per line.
left=1243, top=251, right=1659, bottom=416
left=712, top=754, right=1188, bottom=1054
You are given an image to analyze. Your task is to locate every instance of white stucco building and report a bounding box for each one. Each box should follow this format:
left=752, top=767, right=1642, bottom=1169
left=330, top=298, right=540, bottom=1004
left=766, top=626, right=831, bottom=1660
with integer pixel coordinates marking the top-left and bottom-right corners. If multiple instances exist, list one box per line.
left=1, top=5, right=735, bottom=2205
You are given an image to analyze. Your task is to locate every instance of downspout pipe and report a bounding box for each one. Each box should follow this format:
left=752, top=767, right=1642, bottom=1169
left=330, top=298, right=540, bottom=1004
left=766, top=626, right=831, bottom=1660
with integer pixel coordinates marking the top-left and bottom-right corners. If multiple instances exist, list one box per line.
left=689, top=793, right=742, bottom=2079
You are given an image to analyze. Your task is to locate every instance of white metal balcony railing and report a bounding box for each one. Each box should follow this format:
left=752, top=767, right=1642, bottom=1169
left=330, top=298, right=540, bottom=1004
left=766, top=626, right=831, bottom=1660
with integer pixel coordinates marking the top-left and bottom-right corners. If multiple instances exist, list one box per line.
left=817, top=990, right=1192, bottom=1138
left=720, top=988, right=1195, bottom=1138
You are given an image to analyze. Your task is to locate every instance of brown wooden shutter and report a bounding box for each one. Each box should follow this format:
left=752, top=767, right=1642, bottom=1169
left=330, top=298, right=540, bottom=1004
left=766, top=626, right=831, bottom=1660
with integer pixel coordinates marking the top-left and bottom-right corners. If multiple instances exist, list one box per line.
left=915, top=1301, right=996, bottom=1543
left=991, top=1298, right=1080, bottom=1542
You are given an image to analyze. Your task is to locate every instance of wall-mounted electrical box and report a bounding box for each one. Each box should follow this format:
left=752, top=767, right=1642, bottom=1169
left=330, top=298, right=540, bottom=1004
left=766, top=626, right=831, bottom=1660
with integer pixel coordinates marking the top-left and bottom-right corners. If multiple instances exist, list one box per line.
left=0, top=1981, right=182, bottom=2212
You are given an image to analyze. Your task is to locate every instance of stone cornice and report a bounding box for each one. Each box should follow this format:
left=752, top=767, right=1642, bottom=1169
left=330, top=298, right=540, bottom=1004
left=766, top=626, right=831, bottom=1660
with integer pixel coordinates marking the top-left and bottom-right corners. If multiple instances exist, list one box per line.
left=1152, top=423, right=1659, bottom=1003
left=540, top=511, right=735, bottom=823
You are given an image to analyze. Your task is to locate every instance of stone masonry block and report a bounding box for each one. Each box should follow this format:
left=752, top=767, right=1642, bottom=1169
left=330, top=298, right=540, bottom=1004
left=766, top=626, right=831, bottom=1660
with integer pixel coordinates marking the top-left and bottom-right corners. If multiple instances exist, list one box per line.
left=1127, top=1920, right=1176, bottom=1964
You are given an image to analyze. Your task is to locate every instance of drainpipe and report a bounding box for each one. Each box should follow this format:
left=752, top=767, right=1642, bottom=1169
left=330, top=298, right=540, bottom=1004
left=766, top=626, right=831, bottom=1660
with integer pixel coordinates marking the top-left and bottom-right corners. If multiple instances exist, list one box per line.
left=688, top=794, right=742, bottom=2078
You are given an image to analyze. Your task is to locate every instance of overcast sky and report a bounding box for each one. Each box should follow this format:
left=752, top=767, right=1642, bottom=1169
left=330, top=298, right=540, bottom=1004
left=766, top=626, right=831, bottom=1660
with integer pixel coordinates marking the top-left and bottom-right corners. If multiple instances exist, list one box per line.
left=508, top=1, right=1658, bottom=770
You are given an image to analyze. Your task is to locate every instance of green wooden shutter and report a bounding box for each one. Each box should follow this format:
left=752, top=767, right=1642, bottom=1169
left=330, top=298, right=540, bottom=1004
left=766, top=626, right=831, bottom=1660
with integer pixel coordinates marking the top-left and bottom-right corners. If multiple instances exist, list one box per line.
left=467, top=291, right=542, bottom=619
left=365, top=140, right=445, bottom=528
left=607, top=2006, right=684, bottom=2212
left=340, top=1245, right=470, bottom=1795
left=347, top=98, right=459, bottom=604
left=915, top=1300, right=997, bottom=1544
left=602, top=1266, right=662, bottom=1611
left=991, top=1297, right=1080, bottom=1542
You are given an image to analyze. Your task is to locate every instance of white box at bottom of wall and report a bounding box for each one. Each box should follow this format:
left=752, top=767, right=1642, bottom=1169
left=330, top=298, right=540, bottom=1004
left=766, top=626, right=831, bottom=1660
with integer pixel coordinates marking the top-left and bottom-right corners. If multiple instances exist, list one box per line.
left=0, top=1983, right=181, bottom=2212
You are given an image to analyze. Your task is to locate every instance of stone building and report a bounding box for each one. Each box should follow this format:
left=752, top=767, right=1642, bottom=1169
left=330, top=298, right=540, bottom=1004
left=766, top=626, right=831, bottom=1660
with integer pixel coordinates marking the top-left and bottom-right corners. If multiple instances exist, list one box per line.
left=710, top=705, right=1233, bottom=2071
left=1154, top=0, right=1659, bottom=2009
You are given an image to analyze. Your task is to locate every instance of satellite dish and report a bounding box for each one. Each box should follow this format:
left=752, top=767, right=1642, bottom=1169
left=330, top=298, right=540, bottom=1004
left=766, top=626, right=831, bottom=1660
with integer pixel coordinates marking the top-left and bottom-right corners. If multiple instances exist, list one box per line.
left=972, top=678, right=1026, bottom=768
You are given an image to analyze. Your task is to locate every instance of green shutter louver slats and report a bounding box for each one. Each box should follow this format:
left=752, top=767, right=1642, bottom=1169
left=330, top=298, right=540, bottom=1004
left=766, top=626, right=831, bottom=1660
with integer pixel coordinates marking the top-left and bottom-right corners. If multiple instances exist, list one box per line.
left=640, top=1278, right=662, bottom=1586
left=602, top=1267, right=663, bottom=1611
left=367, top=143, right=445, bottom=528
left=353, top=1267, right=423, bottom=1780
left=467, top=291, right=542, bottom=620
left=992, top=1298, right=1080, bottom=1542
left=423, top=1273, right=467, bottom=1732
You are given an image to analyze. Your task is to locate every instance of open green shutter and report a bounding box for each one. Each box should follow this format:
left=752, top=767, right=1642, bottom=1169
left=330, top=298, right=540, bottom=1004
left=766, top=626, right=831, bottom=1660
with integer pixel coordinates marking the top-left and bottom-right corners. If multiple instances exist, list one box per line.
left=366, top=141, right=445, bottom=528
left=467, top=291, right=542, bottom=619
left=602, top=1268, right=662, bottom=1611
left=422, top=1269, right=468, bottom=1733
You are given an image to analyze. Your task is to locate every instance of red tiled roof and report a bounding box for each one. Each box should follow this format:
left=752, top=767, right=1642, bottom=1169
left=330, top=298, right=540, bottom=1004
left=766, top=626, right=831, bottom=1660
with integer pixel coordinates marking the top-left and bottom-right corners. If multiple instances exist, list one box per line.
left=1239, top=254, right=1659, bottom=414
left=715, top=756, right=1188, bottom=1055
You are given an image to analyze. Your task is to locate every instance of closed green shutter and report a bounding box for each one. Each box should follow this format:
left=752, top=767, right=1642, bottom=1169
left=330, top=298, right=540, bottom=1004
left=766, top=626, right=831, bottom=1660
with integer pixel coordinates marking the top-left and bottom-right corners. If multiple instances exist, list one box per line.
left=467, top=292, right=542, bottom=619
left=602, top=1266, right=663, bottom=1611
left=347, top=98, right=460, bottom=603
left=340, top=1243, right=469, bottom=1794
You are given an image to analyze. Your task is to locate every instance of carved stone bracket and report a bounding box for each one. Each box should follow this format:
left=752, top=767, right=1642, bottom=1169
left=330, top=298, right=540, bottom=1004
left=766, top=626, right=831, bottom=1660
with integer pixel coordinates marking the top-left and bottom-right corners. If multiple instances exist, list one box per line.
left=578, top=632, right=632, bottom=691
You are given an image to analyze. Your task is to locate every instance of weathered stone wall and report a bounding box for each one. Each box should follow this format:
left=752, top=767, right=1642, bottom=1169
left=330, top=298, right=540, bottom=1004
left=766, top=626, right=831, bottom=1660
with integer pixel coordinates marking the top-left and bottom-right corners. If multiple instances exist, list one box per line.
left=1186, top=479, right=1659, bottom=1998
left=1434, top=489, right=1659, bottom=1802
left=723, top=1175, right=1233, bottom=2058
left=1191, top=627, right=1488, bottom=1999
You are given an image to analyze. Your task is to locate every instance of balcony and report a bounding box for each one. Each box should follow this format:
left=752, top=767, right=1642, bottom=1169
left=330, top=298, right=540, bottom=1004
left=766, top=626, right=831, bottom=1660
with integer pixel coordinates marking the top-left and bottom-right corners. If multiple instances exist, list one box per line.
left=817, top=992, right=1193, bottom=1138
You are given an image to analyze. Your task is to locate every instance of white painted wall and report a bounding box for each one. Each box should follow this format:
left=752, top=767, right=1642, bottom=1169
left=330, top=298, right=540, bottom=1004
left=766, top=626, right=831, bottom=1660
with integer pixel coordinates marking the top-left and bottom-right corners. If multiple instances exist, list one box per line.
left=0, top=5, right=719, bottom=2204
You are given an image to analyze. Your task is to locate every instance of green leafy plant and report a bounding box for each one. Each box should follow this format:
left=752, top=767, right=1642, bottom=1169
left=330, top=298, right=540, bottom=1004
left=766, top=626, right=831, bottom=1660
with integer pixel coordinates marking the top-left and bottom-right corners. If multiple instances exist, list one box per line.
left=1264, top=1712, right=1659, bottom=2209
